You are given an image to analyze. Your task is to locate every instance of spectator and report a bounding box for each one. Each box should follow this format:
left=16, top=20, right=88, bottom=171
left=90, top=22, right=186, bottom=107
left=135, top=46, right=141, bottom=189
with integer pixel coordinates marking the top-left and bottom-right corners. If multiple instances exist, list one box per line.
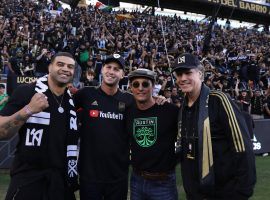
left=82, top=68, right=99, bottom=87
left=263, top=88, right=270, bottom=119
left=35, top=48, right=51, bottom=77
left=250, top=89, right=264, bottom=119
left=0, top=84, right=8, bottom=110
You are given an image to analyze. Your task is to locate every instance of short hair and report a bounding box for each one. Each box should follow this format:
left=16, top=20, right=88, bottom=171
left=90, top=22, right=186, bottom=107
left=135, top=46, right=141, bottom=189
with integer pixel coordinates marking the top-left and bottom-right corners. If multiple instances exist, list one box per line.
left=51, top=52, right=74, bottom=63
left=86, top=69, right=95, bottom=76
left=196, top=64, right=205, bottom=81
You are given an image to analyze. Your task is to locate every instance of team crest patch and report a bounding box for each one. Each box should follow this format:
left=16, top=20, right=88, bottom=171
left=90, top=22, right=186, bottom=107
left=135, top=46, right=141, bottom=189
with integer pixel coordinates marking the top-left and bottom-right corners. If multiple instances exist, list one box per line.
left=133, top=117, right=157, bottom=147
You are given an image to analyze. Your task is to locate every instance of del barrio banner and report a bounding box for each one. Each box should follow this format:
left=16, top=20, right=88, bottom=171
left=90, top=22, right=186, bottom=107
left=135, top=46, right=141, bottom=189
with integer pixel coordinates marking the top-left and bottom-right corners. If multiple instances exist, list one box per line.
left=204, top=0, right=270, bottom=16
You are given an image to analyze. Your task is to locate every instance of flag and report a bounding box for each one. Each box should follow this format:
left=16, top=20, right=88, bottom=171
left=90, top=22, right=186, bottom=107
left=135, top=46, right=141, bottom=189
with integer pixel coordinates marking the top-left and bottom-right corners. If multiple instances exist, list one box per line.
left=116, top=14, right=134, bottom=21
left=95, top=1, right=113, bottom=11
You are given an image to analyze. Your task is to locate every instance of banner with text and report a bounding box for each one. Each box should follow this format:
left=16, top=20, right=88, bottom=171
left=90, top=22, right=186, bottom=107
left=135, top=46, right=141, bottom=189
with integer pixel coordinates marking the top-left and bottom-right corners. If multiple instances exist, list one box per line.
left=203, top=0, right=270, bottom=16
left=7, top=75, right=37, bottom=96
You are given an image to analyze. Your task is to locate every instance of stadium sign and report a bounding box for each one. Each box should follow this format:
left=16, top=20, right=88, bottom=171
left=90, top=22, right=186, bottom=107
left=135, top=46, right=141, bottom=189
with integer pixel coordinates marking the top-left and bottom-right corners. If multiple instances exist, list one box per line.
left=205, top=0, right=270, bottom=16
left=7, top=75, right=37, bottom=95
left=252, top=119, right=270, bottom=154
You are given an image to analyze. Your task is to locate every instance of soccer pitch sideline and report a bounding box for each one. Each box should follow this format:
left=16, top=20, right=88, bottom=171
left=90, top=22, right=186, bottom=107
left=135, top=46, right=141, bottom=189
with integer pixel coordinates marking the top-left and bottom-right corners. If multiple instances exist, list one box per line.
left=1, top=156, right=269, bottom=200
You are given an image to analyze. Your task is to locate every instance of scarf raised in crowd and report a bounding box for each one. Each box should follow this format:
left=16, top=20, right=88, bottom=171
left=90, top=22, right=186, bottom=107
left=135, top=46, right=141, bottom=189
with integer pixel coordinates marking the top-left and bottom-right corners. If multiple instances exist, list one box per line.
left=175, top=84, right=214, bottom=187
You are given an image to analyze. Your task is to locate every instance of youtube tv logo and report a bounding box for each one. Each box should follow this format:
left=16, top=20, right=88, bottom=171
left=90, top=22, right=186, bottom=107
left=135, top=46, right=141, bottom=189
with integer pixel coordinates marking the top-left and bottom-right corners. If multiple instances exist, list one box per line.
left=89, top=110, right=123, bottom=120
left=89, top=110, right=99, bottom=118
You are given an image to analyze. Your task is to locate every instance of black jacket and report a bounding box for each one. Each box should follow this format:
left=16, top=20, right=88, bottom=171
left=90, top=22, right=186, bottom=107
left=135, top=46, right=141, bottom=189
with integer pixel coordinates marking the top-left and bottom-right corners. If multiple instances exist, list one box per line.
left=181, top=90, right=256, bottom=200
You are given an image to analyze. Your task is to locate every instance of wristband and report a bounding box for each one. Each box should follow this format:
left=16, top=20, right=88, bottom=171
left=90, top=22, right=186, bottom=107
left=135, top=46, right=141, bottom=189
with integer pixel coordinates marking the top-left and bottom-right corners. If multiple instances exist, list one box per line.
left=24, top=105, right=33, bottom=116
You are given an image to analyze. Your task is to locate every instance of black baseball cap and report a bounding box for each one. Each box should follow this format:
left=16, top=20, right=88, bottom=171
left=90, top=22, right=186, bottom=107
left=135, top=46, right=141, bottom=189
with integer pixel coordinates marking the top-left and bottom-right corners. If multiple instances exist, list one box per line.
left=172, top=53, right=201, bottom=72
left=128, top=68, right=156, bottom=82
left=104, top=54, right=125, bottom=69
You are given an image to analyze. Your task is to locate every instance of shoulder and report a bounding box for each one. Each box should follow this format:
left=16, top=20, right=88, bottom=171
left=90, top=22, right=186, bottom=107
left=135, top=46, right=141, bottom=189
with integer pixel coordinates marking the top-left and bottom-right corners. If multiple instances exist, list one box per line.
left=158, top=102, right=179, bottom=114
left=209, top=90, right=240, bottom=115
left=80, top=86, right=99, bottom=93
left=119, top=89, right=133, bottom=98
left=75, top=86, right=99, bottom=97
left=116, top=89, right=134, bottom=104
left=163, top=102, right=179, bottom=109
left=11, top=83, right=35, bottom=98
left=0, top=83, right=35, bottom=116
left=209, top=90, right=232, bottom=104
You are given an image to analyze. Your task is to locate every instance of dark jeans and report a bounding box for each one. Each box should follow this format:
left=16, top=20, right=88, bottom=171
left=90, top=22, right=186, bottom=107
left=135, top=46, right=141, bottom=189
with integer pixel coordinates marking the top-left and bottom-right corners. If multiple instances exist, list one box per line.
left=130, top=171, right=178, bottom=200
left=5, top=170, right=75, bottom=200
left=5, top=178, right=46, bottom=200
left=80, top=178, right=128, bottom=200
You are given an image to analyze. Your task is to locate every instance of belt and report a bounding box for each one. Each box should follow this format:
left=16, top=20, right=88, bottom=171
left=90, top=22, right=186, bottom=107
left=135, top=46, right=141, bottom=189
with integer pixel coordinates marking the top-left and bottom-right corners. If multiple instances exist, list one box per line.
left=133, top=168, right=172, bottom=181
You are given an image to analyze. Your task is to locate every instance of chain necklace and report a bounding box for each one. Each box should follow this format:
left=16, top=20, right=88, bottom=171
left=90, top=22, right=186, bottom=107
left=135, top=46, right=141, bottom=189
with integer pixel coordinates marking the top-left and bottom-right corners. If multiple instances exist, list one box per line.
left=51, top=91, right=65, bottom=113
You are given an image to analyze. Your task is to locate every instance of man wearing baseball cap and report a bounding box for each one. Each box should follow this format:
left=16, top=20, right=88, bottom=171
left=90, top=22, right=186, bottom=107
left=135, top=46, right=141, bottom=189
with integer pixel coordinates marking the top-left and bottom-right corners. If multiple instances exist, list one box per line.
left=75, top=54, right=134, bottom=200
left=104, top=54, right=126, bottom=69
left=173, top=53, right=256, bottom=199
left=126, top=68, right=179, bottom=200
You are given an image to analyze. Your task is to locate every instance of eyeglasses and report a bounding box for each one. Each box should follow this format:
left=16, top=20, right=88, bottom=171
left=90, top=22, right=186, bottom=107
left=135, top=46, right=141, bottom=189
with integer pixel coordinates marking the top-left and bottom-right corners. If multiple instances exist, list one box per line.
left=131, top=81, right=150, bottom=89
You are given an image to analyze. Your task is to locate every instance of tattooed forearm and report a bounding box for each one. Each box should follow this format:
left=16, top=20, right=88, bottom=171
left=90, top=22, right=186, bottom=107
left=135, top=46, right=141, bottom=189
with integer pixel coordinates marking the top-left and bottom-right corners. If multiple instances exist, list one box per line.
left=0, top=112, right=29, bottom=139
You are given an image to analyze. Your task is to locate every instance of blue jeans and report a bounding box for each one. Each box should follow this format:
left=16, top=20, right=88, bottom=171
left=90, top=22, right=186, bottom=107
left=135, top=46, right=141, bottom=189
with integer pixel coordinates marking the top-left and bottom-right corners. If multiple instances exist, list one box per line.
left=130, top=171, right=178, bottom=200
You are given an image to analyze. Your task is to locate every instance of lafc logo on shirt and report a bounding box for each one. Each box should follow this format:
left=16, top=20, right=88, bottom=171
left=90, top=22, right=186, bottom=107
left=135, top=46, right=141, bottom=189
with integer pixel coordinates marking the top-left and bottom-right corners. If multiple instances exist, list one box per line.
left=178, top=56, right=185, bottom=64
left=91, top=101, right=98, bottom=106
left=25, top=128, right=43, bottom=146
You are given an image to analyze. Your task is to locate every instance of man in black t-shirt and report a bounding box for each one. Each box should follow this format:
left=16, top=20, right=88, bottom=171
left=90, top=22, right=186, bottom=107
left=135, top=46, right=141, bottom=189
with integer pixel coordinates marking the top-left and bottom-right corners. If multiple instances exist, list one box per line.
left=75, top=54, right=166, bottom=200
left=0, top=52, right=79, bottom=200
left=126, top=69, right=179, bottom=200
left=75, top=54, right=133, bottom=200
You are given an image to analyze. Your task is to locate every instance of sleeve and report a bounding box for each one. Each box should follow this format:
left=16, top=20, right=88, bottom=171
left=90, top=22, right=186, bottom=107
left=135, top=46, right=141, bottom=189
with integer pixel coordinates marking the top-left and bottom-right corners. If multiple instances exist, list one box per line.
left=0, top=84, right=33, bottom=116
left=215, top=93, right=256, bottom=198
left=73, top=88, right=84, bottom=110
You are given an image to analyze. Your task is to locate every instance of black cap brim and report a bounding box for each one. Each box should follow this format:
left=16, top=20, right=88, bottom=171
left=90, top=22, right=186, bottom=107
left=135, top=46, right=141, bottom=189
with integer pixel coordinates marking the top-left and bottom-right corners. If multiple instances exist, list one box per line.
left=172, top=65, right=197, bottom=73
left=104, top=58, right=124, bottom=69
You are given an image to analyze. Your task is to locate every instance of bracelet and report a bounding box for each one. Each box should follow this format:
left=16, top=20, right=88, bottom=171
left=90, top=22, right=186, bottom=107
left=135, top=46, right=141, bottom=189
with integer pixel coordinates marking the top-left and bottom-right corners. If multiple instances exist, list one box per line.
left=24, top=105, right=33, bottom=116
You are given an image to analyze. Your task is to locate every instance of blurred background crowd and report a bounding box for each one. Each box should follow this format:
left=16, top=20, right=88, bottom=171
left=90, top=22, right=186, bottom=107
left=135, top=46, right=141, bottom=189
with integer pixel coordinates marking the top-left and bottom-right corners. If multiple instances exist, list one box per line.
left=0, top=0, right=270, bottom=119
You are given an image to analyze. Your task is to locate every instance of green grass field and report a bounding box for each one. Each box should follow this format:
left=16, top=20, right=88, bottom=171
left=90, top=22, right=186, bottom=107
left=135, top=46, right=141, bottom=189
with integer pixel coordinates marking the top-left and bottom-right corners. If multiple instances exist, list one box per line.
left=0, top=156, right=269, bottom=200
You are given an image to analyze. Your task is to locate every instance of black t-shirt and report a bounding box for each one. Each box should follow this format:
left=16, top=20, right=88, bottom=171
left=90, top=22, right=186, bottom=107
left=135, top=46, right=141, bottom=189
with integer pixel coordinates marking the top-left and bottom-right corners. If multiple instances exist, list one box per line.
left=181, top=98, right=200, bottom=191
left=74, top=86, right=134, bottom=183
left=0, top=84, right=68, bottom=175
left=126, top=102, right=178, bottom=172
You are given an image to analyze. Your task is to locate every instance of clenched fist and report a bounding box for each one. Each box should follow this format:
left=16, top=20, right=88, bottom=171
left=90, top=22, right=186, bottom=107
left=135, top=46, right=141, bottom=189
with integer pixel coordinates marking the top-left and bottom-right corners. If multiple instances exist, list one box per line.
left=27, top=93, right=49, bottom=114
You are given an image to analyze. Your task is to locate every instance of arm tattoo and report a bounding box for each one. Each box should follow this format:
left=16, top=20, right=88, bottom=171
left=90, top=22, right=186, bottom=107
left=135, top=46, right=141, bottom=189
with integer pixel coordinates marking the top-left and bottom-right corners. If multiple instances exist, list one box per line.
left=0, top=113, right=28, bottom=139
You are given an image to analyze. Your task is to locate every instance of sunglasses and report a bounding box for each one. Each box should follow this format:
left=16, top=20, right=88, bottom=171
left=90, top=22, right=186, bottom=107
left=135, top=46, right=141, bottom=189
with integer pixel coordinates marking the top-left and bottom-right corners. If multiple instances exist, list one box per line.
left=131, top=81, right=150, bottom=89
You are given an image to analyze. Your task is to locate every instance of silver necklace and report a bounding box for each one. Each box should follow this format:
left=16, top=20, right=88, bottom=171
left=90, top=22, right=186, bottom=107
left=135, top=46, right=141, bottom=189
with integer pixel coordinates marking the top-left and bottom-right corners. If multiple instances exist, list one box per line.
left=51, top=91, right=65, bottom=113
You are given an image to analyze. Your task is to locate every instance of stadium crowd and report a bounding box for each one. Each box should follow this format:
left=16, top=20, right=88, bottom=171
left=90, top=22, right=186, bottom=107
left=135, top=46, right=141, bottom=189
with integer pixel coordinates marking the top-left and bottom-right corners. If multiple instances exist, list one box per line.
left=0, top=0, right=270, bottom=119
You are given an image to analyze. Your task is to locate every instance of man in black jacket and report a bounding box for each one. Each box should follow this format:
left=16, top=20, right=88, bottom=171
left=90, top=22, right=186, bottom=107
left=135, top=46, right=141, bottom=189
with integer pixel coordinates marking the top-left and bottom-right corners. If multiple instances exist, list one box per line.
left=173, top=53, right=256, bottom=200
